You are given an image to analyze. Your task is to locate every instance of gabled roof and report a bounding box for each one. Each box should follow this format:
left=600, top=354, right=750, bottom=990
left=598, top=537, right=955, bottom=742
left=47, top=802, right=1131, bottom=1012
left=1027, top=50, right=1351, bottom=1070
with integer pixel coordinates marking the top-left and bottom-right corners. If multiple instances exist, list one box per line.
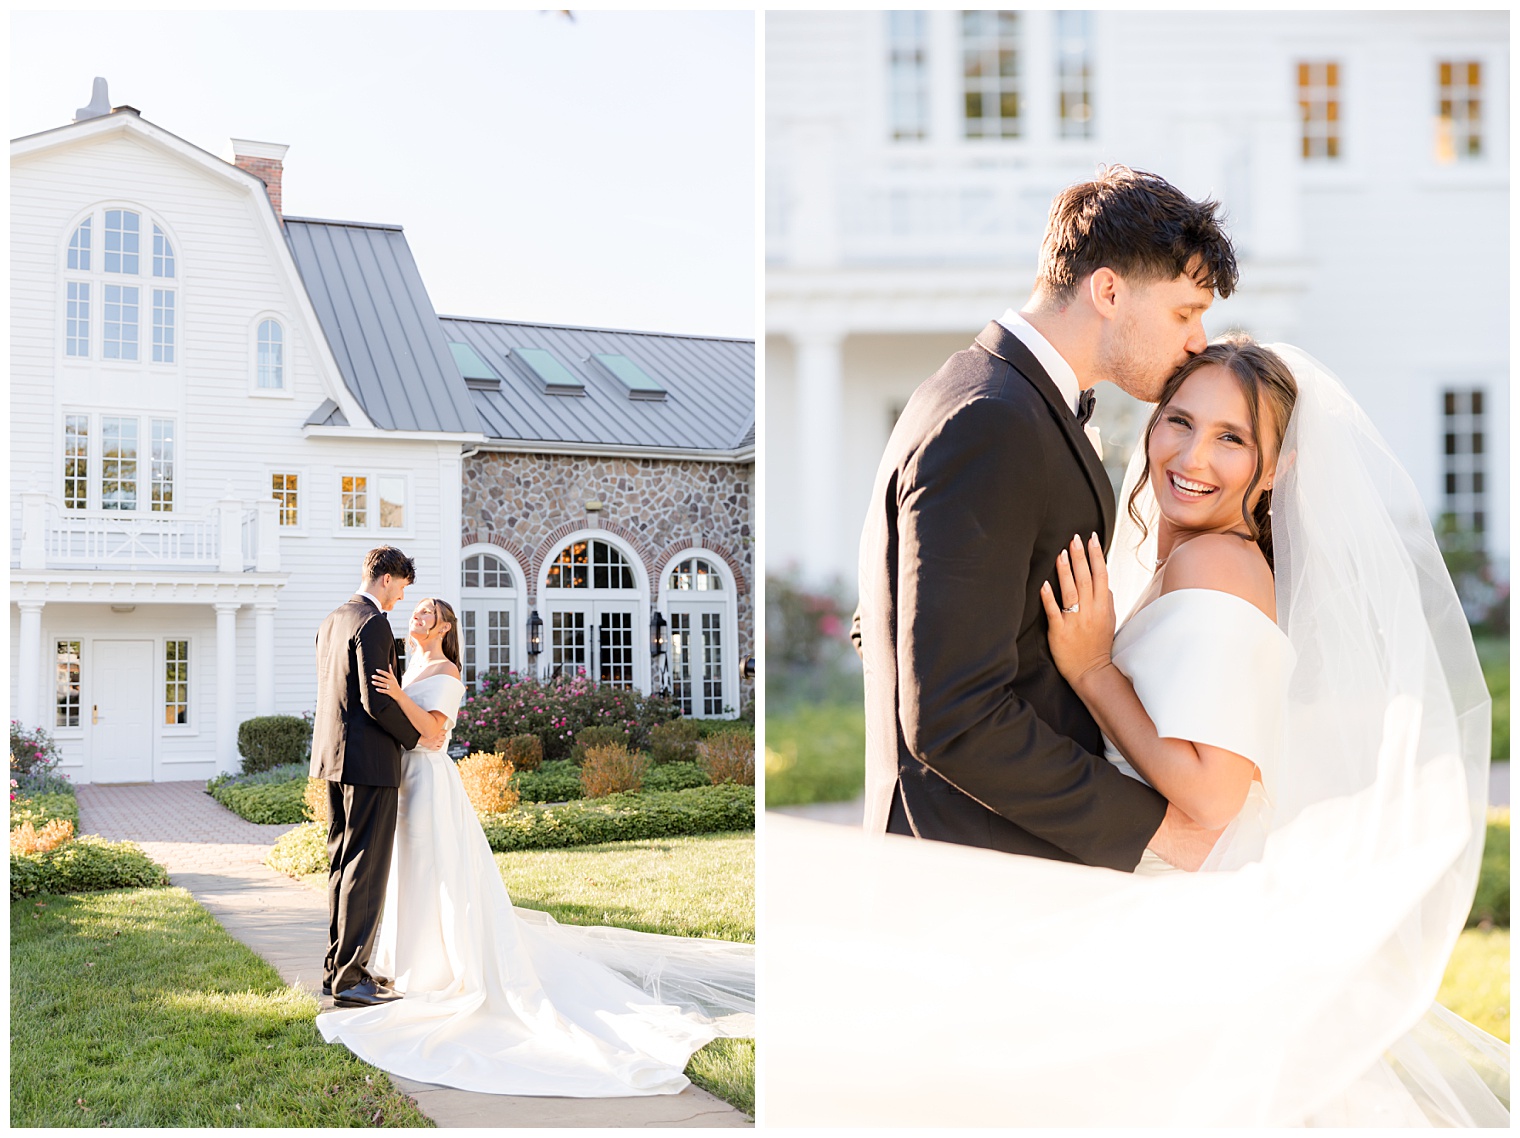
left=284, top=217, right=482, bottom=436
left=441, top=316, right=755, bottom=455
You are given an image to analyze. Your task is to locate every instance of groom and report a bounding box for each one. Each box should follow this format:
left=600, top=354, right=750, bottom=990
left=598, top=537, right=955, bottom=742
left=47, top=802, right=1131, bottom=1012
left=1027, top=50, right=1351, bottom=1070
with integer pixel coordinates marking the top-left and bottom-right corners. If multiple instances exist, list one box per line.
left=854, top=167, right=1237, bottom=871
left=311, top=546, right=442, bottom=1006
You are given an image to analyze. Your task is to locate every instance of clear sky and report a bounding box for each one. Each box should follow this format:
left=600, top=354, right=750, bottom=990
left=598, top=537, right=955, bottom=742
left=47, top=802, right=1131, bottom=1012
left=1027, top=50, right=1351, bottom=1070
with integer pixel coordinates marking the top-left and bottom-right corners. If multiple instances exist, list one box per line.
left=9, top=10, right=756, bottom=339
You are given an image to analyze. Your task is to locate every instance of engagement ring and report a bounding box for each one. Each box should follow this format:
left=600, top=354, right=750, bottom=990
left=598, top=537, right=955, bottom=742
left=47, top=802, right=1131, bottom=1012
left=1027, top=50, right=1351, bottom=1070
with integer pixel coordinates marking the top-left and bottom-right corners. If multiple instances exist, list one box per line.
left=1064, top=603, right=1079, bottom=614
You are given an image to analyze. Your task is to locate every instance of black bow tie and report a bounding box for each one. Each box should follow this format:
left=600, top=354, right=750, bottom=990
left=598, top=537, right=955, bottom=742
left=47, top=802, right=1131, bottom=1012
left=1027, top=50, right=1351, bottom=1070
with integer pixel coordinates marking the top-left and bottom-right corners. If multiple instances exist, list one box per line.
left=1076, top=388, right=1097, bottom=427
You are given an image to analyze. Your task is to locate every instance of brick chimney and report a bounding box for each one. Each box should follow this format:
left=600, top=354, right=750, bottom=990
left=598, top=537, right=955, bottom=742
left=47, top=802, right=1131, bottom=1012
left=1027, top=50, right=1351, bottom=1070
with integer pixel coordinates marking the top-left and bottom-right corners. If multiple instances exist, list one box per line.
left=231, top=139, right=289, bottom=225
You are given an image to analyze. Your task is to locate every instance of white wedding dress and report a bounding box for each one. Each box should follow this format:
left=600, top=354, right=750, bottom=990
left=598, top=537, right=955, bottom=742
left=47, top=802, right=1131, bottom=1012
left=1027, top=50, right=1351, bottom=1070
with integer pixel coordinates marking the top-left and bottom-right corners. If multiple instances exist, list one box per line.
left=316, top=667, right=754, bottom=1097
left=766, top=345, right=1508, bottom=1126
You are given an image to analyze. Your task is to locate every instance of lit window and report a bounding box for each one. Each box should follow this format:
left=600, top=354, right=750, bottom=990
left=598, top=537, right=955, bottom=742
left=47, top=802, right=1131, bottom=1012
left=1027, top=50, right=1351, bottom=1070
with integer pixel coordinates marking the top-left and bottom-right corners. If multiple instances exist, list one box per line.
left=597, top=611, right=635, bottom=689
left=152, top=225, right=175, bottom=278
left=1056, top=11, right=1094, bottom=139
left=64, top=416, right=89, bottom=509
left=152, top=289, right=175, bottom=363
left=887, top=11, right=929, bottom=142
left=104, top=209, right=140, bottom=274
left=1298, top=60, right=1341, bottom=160
left=56, top=640, right=81, bottom=728
left=272, top=473, right=299, bottom=526
left=670, top=557, right=724, bottom=591
left=68, top=219, right=91, bottom=271
left=101, top=417, right=138, bottom=511
left=341, top=475, right=367, bottom=528
left=1436, top=60, right=1483, bottom=164
left=546, top=539, right=635, bottom=590
left=257, top=319, right=284, bottom=389
left=66, top=282, right=90, bottom=358
left=378, top=476, right=406, bottom=530
left=164, top=640, right=189, bottom=725
left=150, top=419, right=174, bottom=512
left=962, top=10, right=1022, bottom=139
left=103, top=284, right=139, bottom=360
left=1441, top=389, right=1487, bottom=548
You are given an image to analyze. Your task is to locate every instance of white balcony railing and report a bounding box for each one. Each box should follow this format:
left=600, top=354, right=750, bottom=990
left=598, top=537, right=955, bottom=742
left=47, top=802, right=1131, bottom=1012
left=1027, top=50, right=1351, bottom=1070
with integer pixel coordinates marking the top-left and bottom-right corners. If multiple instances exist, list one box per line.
left=17, top=493, right=280, bottom=573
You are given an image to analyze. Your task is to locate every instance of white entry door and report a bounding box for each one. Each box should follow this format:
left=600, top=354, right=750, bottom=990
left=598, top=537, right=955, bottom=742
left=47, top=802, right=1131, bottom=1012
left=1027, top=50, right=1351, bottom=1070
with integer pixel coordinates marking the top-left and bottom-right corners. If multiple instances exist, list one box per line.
left=92, top=639, right=154, bottom=782
left=544, top=602, right=640, bottom=690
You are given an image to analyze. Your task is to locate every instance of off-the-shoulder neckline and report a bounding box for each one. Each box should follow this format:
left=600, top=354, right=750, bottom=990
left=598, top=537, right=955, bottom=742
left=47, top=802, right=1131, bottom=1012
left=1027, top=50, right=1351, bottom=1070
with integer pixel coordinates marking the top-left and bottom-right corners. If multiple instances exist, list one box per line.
left=1119, top=586, right=1286, bottom=641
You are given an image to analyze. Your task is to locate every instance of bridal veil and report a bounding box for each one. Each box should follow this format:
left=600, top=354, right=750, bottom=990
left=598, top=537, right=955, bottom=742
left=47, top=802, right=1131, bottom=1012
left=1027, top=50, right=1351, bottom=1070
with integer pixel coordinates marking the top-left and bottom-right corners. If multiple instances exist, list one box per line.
left=766, top=345, right=1506, bottom=1125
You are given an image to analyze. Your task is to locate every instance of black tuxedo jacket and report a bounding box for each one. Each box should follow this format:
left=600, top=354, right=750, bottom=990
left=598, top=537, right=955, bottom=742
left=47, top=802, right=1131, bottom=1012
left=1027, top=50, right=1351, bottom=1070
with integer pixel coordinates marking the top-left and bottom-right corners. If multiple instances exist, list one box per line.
left=854, top=321, right=1167, bottom=870
left=310, top=595, right=421, bottom=787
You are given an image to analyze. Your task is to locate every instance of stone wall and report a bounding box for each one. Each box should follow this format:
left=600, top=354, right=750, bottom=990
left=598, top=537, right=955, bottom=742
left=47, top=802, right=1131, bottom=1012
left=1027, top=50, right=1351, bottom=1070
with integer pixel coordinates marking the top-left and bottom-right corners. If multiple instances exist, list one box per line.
left=461, top=450, right=754, bottom=710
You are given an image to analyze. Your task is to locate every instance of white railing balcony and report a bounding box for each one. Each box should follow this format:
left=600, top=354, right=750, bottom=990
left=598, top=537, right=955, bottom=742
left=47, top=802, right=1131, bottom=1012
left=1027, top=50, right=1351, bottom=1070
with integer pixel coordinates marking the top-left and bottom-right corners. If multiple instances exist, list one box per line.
left=17, top=492, right=279, bottom=574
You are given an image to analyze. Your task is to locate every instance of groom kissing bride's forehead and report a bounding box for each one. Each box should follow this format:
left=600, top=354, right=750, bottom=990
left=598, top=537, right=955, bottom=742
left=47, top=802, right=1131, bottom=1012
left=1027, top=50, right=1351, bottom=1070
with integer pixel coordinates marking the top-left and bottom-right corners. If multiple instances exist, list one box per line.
left=854, top=164, right=1239, bottom=871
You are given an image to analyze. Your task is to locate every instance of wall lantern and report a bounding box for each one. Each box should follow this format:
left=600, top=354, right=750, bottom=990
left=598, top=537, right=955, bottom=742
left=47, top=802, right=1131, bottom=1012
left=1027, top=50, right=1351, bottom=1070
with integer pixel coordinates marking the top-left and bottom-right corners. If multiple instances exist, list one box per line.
left=743, top=655, right=755, bottom=682
left=527, top=609, right=544, bottom=657
left=649, top=610, right=668, bottom=658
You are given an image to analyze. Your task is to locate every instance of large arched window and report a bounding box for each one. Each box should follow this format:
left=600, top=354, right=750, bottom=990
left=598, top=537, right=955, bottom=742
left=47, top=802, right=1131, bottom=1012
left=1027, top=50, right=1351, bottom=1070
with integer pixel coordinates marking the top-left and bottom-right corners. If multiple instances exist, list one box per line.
left=540, top=536, right=646, bottom=691
left=62, top=205, right=177, bottom=366
left=459, top=548, right=523, bottom=690
left=661, top=552, right=738, bottom=718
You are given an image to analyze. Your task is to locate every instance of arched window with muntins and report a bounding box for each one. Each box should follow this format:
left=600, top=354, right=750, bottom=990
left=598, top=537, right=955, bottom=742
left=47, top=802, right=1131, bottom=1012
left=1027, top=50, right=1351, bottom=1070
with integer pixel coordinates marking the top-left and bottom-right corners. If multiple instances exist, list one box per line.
left=61, top=207, right=177, bottom=367
left=68, top=219, right=91, bottom=270
left=663, top=553, right=733, bottom=717
left=104, top=209, right=140, bottom=274
left=153, top=225, right=176, bottom=278
left=546, top=538, right=635, bottom=590
left=257, top=319, right=284, bottom=389
left=460, top=551, right=519, bottom=689
left=669, top=557, right=724, bottom=592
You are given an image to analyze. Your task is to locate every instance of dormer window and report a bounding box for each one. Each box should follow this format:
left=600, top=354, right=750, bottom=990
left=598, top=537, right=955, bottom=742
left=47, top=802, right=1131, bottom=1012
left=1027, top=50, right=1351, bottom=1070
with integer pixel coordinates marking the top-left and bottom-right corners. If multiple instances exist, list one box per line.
left=258, top=319, right=284, bottom=389
left=104, top=209, right=140, bottom=274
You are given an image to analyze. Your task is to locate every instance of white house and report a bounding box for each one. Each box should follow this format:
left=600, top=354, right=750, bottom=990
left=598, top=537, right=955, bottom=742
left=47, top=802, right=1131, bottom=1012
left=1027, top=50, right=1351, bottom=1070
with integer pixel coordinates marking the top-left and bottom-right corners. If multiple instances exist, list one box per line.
left=766, top=10, right=1509, bottom=587
left=11, top=85, right=755, bottom=784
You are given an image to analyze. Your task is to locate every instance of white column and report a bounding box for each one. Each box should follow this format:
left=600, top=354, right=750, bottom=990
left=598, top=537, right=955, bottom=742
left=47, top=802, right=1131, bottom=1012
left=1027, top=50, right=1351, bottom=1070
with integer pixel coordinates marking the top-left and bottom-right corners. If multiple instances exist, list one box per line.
left=795, top=330, right=847, bottom=584
left=254, top=601, right=276, bottom=716
left=17, top=601, right=45, bottom=729
left=214, top=602, right=240, bottom=774
left=437, top=445, right=463, bottom=599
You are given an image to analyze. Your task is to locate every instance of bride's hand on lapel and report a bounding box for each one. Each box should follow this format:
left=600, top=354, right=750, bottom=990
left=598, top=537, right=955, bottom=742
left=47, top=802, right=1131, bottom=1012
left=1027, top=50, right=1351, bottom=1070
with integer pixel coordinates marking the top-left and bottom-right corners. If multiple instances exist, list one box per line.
left=1040, top=533, right=1117, bottom=691
left=371, top=667, right=401, bottom=698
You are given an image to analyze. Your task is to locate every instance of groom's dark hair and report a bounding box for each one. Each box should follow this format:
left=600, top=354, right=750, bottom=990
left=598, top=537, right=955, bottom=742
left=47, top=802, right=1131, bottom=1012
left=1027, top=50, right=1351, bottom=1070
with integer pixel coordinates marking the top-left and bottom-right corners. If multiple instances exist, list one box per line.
left=1036, top=166, right=1238, bottom=303
left=362, top=546, right=416, bottom=584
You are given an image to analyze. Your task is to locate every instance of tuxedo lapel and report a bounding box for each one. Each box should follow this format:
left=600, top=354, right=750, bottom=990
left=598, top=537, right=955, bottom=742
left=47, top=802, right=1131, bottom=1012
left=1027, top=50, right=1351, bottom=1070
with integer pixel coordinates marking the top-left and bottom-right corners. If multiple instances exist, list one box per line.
left=973, top=321, right=1116, bottom=546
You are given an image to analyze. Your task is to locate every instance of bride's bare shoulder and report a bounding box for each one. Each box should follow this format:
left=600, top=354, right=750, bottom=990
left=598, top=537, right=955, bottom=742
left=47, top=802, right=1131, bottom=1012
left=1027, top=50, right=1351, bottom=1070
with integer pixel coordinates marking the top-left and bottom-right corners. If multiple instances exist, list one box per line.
left=410, top=659, right=463, bottom=683
left=1158, top=533, right=1276, bottom=622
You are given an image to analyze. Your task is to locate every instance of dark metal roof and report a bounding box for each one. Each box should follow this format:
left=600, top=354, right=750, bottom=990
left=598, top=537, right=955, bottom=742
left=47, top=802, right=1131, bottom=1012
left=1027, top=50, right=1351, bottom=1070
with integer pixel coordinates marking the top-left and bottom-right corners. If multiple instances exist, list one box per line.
left=440, top=316, right=755, bottom=452
left=284, top=217, right=482, bottom=435
left=303, top=398, right=348, bottom=428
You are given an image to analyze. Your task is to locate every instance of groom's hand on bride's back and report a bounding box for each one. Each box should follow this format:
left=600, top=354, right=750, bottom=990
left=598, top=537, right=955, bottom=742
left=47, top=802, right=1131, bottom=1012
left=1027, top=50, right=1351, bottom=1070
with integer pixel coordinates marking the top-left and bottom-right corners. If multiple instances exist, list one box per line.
left=1147, top=804, right=1224, bottom=872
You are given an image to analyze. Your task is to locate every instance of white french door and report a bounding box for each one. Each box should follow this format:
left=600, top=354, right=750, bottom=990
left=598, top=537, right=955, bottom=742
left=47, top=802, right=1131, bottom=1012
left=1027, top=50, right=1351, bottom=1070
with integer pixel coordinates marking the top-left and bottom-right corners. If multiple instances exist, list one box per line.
left=545, top=601, right=640, bottom=690
left=91, top=639, right=154, bottom=782
left=669, top=605, right=727, bottom=717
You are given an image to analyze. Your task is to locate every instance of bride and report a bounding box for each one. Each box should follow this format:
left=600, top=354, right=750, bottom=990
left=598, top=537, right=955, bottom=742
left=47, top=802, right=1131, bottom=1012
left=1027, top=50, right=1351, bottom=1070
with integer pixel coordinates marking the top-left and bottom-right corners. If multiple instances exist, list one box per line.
left=316, top=598, right=754, bottom=1097
left=767, top=338, right=1507, bottom=1126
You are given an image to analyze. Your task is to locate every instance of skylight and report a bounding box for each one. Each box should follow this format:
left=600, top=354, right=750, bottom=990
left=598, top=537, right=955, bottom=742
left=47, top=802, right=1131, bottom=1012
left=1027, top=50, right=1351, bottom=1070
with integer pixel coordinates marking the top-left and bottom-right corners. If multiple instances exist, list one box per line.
left=591, top=353, right=667, bottom=400
left=448, top=340, right=499, bottom=382
left=508, top=347, right=584, bottom=394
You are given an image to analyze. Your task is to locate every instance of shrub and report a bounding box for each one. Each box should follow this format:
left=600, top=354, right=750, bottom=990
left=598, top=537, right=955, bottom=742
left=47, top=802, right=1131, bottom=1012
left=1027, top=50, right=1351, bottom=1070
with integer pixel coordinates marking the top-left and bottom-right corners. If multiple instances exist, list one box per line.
left=206, top=762, right=307, bottom=794
left=581, top=743, right=650, bottom=798
left=513, top=760, right=585, bottom=804
left=699, top=717, right=756, bottom=739
left=454, top=672, right=678, bottom=763
left=10, top=792, right=80, bottom=833
left=11, top=835, right=170, bottom=901
left=479, top=785, right=755, bottom=853
left=502, top=734, right=544, bottom=773
left=208, top=778, right=307, bottom=825
left=11, top=818, right=74, bottom=856
left=267, top=822, right=330, bottom=877
left=237, top=715, right=312, bottom=775
left=305, top=777, right=331, bottom=824
left=458, top=751, right=521, bottom=815
left=573, top=725, right=629, bottom=766
left=649, top=719, right=702, bottom=765
left=699, top=730, right=756, bottom=786
left=10, top=721, right=68, bottom=793
left=643, top=762, right=711, bottom=793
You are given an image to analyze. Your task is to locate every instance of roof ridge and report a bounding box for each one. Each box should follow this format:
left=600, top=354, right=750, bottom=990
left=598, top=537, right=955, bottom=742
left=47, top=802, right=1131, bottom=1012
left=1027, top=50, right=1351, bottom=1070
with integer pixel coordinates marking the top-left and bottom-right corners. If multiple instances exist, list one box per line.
left=439, top=313, right=753, bottom=344
left=284, top=215, right=404, bottom=232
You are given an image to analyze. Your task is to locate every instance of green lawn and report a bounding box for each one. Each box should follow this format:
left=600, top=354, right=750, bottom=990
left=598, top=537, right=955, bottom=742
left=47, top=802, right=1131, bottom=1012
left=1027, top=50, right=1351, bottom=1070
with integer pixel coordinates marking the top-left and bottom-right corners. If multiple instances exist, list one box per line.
left=765, top=701, right=865, bottom=807
left=1438, top=927, right=1509, bottom=1042
left=1475, top=635, right=1509, bottom=764
left=11, top=888, right=433, bottom=1128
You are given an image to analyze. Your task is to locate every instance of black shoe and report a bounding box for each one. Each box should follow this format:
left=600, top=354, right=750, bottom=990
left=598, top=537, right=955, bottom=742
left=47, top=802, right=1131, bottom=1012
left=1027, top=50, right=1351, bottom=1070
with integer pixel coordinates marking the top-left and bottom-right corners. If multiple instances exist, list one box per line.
left=321, top=980, right=332, bottom=997
left=332, top=978, right=402, bottom=1008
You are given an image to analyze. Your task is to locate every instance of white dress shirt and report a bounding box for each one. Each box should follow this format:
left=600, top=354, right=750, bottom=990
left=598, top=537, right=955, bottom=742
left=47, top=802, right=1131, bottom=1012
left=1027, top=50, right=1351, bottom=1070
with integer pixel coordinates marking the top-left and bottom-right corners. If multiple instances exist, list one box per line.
left=996, top=308, right=1102, bottom=458
left=358, top=589, right=386, bottom=612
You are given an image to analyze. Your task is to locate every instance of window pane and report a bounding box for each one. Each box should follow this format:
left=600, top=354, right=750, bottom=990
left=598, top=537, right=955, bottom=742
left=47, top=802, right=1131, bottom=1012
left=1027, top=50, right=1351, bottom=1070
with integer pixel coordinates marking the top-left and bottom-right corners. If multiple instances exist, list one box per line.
left=151, top=419, right=174, bottom=512
left=102, top=416, right=138, bottom=510
left=378, top=476, right=406, bottom=529
left=962, top=9, right=1022, bottom=139
left=103, top=284, right=139, bottom=360
left=153, top=225, right=176, bottom=278
left=258, top=320, right=284, bottom=388
left=164, top=639, right=189, bottom=725
left=341, top=475, right=367, bottom=527
left=152, top=289, right=175, bottom=363
left=66, top=282, right=90, bottom=357
left=886, top=10, right=929, bottom=142
left=105, top=209, right=140, bottom=274
left=1297, top=58, right=1342, bottom=163
left=1436, top=58, right=1483, bottom=163
left=68, top=218, right=92, bottom=271
left=547, top=540, right=590, bottom=589
left=64, top=415, right=89, bottom=509
left=56, top=640, right=82, bottom=728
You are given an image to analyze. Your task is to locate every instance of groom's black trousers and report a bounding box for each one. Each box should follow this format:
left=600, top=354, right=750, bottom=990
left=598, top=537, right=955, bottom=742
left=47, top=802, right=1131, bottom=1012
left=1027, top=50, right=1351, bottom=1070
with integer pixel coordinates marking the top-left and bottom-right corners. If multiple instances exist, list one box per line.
left=324, top=781, right=398, bottom=992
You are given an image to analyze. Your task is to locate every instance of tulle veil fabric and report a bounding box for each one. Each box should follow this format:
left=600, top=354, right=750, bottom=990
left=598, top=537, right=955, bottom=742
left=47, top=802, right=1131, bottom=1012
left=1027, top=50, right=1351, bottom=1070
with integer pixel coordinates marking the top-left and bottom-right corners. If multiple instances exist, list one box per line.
left=766, top=344, right=1506, bottom=1126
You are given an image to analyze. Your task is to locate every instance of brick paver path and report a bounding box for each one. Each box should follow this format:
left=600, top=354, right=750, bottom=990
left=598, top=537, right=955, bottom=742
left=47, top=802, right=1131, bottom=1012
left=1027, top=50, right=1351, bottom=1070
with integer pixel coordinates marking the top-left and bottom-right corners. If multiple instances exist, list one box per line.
left=74, top=780, right=751, bottom=1128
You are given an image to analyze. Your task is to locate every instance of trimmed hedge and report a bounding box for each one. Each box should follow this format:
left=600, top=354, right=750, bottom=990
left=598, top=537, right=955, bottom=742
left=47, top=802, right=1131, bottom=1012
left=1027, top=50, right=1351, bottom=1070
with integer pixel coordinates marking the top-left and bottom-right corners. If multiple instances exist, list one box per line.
left=513, top=760, right=585, bottom=804
left=643, top=762, right=712, bottom=793
left=10, top=792, right=80, bottom=833
left=11, top=836, right=170, bottom=901
left=237, top=715, right=312, bottom=775
left=267, top=784, right=754, bottom=874
left=207, top=779, right=306, bottom=825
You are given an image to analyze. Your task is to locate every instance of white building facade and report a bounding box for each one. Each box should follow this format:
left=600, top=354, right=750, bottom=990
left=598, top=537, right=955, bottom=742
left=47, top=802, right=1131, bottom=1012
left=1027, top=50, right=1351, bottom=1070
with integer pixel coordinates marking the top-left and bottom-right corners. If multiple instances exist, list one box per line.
left=10, top=107, right=478, bottom=784
left=766, top=10, right=1509, bottom=586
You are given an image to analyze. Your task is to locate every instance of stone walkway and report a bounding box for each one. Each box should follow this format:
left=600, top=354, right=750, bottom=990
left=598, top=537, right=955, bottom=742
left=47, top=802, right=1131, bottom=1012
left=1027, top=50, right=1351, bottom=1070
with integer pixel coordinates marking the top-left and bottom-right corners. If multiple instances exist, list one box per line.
left=76, top=780, right=751, bottom=1128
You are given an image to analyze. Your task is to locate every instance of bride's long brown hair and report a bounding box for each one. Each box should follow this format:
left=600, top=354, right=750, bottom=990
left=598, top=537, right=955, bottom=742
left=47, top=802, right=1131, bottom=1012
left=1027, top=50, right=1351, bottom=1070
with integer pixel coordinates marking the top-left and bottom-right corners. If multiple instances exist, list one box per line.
left=410, top=598, right=462, bottom=670
left=1127, top=336, right=1298, bottom=570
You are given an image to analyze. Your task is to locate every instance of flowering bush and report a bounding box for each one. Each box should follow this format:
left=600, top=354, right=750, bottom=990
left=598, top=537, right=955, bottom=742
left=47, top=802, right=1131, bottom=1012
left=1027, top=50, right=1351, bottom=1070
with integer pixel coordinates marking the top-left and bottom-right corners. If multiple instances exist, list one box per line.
left=454, top=672, right=677, bottom=763
left=10, top=721, right=69, bottom=794
left=580, top=743, right=651, bottom=798
left=11, top=817, right=75, bottom=856
left=458, top=751, right=520, bottom=815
